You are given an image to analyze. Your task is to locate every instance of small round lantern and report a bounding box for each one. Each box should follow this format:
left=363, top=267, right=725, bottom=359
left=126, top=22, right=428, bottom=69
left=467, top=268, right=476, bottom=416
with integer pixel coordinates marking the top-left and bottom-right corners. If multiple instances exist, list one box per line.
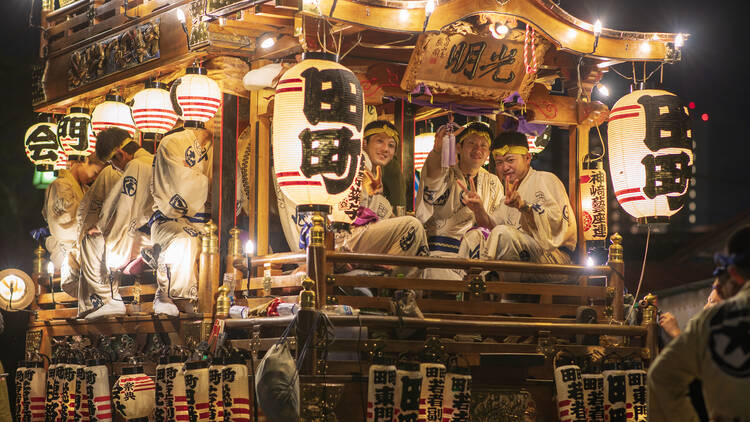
left=91, top=94, right=136, bottom=137
left=24, top=114, right=65, bottom=171
left=272, top=52, right=364, bottom=215
left=112, top=364, right=156, bottom=421
left=58, top=107, right=96, bottom=160
left=132, top=81, right=178, bottom=138
left=170, top=67, right=222, bottom=127
left=607, top=89, right=693, bottom=224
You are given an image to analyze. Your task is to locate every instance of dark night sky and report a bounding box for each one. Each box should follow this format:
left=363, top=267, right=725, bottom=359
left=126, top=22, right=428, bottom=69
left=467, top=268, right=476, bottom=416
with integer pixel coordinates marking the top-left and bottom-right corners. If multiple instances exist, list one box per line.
left=0, top=0, right=746, bottom=391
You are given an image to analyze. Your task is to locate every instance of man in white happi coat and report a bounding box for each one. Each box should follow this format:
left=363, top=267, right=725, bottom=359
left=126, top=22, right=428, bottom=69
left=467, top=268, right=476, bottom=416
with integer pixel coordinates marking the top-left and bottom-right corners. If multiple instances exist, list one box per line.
left=336, top=120, right=429, bottom=277
left=84, top=127, right=155, bottom=319
left=149, top=125, right=212, bottom=316
left=482, top=130, right=577, bottom=281
left=72, top=157, right=122, bottom=317
left=416, top=121, right=504, bottom=280
left=42, top=155, right=104, bottom=285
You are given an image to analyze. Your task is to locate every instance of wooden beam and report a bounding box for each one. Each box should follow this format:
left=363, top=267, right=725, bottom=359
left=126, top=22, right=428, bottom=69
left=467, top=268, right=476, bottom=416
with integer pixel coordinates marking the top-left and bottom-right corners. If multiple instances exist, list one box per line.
left=254, top=88, right=273, bottom=256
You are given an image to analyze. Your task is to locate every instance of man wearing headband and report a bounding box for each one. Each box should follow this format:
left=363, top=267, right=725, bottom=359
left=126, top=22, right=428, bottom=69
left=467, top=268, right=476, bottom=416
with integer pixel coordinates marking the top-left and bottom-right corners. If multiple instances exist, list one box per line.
left=482, top=130, right=576, bottom=281
left=648, top=226, right=750, bottom=421
left=336, top=120, right=429, bottom=276
left=149, top=124, right=213, bottom=316
left=80, top=127, right=155, bottom=319
left=416, top=121, right=504, bottom=280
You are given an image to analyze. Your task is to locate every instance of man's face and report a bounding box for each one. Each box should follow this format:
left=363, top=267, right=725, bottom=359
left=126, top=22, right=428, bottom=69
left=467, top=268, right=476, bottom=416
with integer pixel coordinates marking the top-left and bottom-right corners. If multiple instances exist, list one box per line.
left=364, top=132, right=397, bottom=168
left=80, top=162, right=104, bottom=185
left=457, top=134, right=490, bottom=169
left=494, top=152, right=531, bottom=183
left=110, top=149, right=129, bottom=171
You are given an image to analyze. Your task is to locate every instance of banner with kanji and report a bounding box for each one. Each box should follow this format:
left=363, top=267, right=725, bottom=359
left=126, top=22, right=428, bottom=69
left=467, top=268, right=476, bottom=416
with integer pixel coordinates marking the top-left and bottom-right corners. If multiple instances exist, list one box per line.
left=581, top=168, right=608, bottom=241
left=367, top=363, right=397, bottom=422
left=554, top=364, right=586, bottom=422
left=442, top=371, right=471, bottom=422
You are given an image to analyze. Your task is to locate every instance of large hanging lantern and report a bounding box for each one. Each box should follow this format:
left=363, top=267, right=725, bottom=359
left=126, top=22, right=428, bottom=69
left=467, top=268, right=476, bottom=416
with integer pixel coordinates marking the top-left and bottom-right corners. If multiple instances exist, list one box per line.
left=170, top=67, right=222, bottom=127
left=272, top=52, right=364, bottom=214
left=58, top=107, right=97, bottom=160
left=112, top=364, right=156, bottom=420
left=24, top=114, right=66, bottom=171
left=607, top=89, right=693, bottom=223
left=91, top=94, right=136, bottom=137
left=133, top=81, right=178, bottom=138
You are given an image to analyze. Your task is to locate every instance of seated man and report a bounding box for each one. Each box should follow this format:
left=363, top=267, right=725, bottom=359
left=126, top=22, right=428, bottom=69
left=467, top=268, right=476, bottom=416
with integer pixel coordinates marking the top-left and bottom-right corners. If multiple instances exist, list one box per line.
left=416, top=121, right=504, bottom=280
left=43, top=154, right=104, bottom=290
left=336, top=120, right=429, bottom=277
left=483, top=130, right=576, bottom=280
left=74, top=158, right=122, bottom=317
left=84, top=127, right=155, bottom=319
left=149, top=125, right=212, bottom=316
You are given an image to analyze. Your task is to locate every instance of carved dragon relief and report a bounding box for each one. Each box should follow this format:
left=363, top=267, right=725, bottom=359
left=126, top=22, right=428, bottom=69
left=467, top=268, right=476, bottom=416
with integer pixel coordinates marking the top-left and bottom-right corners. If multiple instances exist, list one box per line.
left=68, top=20, right=161, bottom=90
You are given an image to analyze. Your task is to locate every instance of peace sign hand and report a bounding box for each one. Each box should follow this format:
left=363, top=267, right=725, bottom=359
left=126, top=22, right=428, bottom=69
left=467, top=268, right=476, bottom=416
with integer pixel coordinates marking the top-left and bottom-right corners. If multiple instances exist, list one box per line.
left=363, top=165, right=383, bottom=196
left=457, top=176, right=484, bottom=215
left=504, top=176, right=524, bottom=209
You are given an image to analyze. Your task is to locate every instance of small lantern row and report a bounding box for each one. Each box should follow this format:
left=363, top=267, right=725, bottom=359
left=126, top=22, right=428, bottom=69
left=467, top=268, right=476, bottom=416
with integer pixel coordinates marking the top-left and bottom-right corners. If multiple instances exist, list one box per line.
left=24, top=66, right=221, bottom=170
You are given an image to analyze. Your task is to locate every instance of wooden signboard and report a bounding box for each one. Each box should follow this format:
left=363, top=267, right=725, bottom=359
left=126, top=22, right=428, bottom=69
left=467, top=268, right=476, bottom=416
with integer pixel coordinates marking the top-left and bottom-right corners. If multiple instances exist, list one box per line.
left=401, top=30, right=550, bottom=102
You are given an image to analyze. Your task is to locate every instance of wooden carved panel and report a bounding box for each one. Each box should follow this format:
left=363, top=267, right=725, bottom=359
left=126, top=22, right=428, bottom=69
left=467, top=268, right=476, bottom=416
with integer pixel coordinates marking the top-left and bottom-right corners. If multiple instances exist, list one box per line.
left=401, top=29, right=550, bottom=102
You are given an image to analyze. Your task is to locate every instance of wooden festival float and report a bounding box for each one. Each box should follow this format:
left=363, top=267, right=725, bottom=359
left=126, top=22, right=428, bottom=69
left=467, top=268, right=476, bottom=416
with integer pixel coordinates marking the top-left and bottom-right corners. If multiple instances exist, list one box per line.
left=8, top=0, right=690, bottom=420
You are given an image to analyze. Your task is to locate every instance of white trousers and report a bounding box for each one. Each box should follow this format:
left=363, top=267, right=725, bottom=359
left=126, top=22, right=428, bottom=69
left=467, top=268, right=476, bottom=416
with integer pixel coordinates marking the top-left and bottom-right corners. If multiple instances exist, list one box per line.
left=151, top=218, right=202, bottom=300
left=484, top=225, right=572, bottom=282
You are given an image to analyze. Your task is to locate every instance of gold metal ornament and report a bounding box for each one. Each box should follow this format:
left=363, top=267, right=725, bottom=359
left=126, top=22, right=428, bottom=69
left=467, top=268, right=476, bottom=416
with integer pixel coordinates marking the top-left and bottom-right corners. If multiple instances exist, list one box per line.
left=310, top=212, right=326, bottom=247
left=608, top=233, right=623, bottom=263
left=216, top=284, right=230, bottom=319
left=300, top=276, right=317, bottom=309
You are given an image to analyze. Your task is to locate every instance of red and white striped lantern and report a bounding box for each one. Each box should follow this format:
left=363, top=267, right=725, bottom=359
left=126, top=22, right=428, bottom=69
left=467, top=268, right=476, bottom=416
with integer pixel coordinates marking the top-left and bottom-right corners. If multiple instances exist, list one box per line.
left=44, top=360, right=62, bottom=420
left=418, top=362, right=446, bottom=422
left=85, top=360, right=113, bottom=422
left=442, top=369, right=472, bottom=421
left=602, top=367, right=627, bottom=422
left=91, top=94, right=136, bottom=137
left=272, top=52, right=364, bottom=213
left=160, top=361, right=190, bottom=420
left=208, top=360, right=225, bottom=420
left=133, top=81, right=178, bottom=137
left=394, top=364, right=422, bottom=421
left=367, top=363, right=397, bottom=422
left=184, top=360, right=211, bottom=421
left=171, top=67, right=222, bottom=125
left=57, top=107, right=97, bottom=160
left=24, top=115, right=66, bottom=171
left=554, top=364, right=586, bottom=422
left=582, top=372, right=605, bottom=422
left=625, top=366, right=648, bottom=421
left=222, top=361, right=251, bottom=421
left=15, top=361, right=46, bottom=422
left=607, top=89, right=693, bottom=224
left=414, top=132, right=434, bottom=172
left=73, top=365, right=89, bottom=420
left=112, top=365, right=156, bottom=420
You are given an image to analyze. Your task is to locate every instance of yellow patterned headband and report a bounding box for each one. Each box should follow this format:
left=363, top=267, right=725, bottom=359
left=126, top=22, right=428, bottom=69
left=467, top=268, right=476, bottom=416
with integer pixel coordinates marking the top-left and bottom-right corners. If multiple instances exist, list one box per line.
left=460, top=129, right=492, bottom=146
left=101, top=137, right=133, bottom=162
left=363, top=125, right=400, bottom=144
left=492, top=145, right=529, bottom=159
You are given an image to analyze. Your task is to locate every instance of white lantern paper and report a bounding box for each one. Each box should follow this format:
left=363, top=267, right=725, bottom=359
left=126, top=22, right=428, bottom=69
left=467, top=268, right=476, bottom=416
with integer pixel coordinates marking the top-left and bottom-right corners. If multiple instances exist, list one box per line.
left=442, top=370, right=472, bottom=421
left=111, top=365, right=156, bottom=420
left=607, top=89, right=693, bottom=223
left=15, top=361, right=46, bottom=422
left=84, top=360, right=113, bottom=422
left=418, top=362, right=446, bottom=422
left=366, top=363, right=397, bottom=422
left=602, top=368, right=627, bottom=421
left=625, top=367, right=648, bottom=421
left=222, top=361, right=251, bottom=421
left=133, top=81, right=179, bottom=137
left=161, top=361, right=190, bottom=420
left=581, top=165, right=608, bottom=241
left=273, top=52, right=364, bottom=213
left=73, top=364, right=89, bottom=420
left=24, top=117, right=65, bottom=170
left=58, top=107, right=97, bottom=160
left=582, top=373, right=605, bottom=422
left=91, top=94, right=136, bottom=137
left=208, top=361, right=225, bottom=420
left=394, top=364, right=422, bottom=421
left=44, top=360, right=62, bottom=419
left=185, top=360, right=211, bottom=422
left=171, top=67, right=222, bottom=124
left=554, top=364, right=586, bottom=422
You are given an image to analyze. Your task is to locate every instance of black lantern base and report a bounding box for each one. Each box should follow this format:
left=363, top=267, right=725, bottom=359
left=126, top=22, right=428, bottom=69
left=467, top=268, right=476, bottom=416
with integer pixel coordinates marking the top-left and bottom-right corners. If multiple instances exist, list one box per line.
left=184, top=120, right=206, bottom=129
left=296, top=204, right=332, bottom=214
left=302, top=51, right=339, bottom=62
left=636, top=216, right=670, bottom=226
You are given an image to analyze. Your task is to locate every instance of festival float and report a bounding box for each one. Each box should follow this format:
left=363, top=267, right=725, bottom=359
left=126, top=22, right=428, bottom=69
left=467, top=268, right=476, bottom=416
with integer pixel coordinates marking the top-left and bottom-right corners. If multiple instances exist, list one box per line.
left=6, top=0, right=691, bottom=420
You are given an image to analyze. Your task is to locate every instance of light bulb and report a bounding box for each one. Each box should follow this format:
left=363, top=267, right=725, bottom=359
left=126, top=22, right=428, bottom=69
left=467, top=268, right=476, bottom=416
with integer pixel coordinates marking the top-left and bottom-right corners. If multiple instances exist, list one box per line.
left=675, top=33, right=684, bottom=48
left=597, top=84, right=610, bottom=97
left=490, top=23, right=510, bottom=39
left=586, top=257, right=595, bottom=267
left=245, top=239, right=255, bottom=255
left=593, top=20, right=602, bottom=36
left=219, top=17, right=226, bottom=26
left=399, top=8, right=409, bottom=21
left=176, top=8, right=186, bottom=24
left=47, top=261, right=55, bottom=276
left=425, top=0, right=435, bottom=16
left=639, top=42, right=651, bottom=53
left=259, top=34, right=276, bottom=49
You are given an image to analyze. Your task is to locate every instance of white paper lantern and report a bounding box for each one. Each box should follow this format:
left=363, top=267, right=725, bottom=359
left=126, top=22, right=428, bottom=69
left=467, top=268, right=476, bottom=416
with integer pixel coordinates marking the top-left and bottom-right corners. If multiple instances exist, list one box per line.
left=607, top=89, right=693, bottom=223
left=184, top=360, right=210, bottom=422
left=15, top=361, right=46, bottom=422
left=273, top=52, right=364, bottom=213
left=84, top=360, right=113, bottom=422
left=112, top=365, right=156, bottom=420
left=171, top=67, right=222, bottom=125
left=91, top=94, right=136, bottom=137
left=414, top=132, right=434, bottom=172
left=24, top=115, right=66, bottom=171
left=133, top=81, right=178, bottom=137
left=57, top=107, right=97, bottom=160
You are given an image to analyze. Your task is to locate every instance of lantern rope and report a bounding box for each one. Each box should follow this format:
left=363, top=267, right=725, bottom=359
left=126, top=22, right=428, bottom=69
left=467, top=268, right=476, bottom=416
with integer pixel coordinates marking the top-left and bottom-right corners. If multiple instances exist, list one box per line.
left=524, top=25, right=538, bottom=74
left=626, top=225, right=651, bottom=322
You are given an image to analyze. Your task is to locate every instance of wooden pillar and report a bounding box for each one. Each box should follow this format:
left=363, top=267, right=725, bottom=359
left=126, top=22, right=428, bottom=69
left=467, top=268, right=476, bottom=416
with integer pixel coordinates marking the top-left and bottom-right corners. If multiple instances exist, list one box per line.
left=254, top=90, right=272, bottom=257
left=393, top=99, right=417, bottom=212
left=198, top=221, right=220, bottom=315
left=569, top=124, right=590, bottom=262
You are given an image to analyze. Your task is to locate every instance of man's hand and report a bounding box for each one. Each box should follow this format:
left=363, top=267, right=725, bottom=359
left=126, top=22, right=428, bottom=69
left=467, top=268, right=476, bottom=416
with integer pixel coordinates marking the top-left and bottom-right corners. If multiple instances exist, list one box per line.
left=659, top=312, right=681, bottom=338
left=87, top=227, right=101, bottom=236
left=363, top=165, right=383, bottom=196
left=504, top=176, right=525, bottom=209
left=457, top=177, right=483, bottom=214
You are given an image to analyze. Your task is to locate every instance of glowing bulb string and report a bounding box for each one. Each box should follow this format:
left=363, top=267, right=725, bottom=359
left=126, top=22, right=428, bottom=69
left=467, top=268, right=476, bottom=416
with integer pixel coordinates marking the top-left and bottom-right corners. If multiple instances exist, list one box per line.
left=523, top=25, right=538, bottom=74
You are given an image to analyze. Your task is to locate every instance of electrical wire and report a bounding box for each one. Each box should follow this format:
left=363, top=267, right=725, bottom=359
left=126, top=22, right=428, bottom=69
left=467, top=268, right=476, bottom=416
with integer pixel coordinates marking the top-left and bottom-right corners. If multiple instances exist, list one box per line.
left=626, top=225, right=651, bottom=323
left=591, top=123, right=607, bottom=162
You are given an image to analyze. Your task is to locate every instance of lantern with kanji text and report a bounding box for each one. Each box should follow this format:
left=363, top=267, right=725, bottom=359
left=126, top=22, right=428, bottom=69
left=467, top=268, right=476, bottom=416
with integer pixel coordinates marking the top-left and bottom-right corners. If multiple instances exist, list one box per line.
left=91, top=94, right=136, bottom=137
left=170, top=67, right=222, bottom=128
left=57, top=107, right=96, bottom=160
left=272, top=52, right=364, bottom=215
left=24, top=114, right=65, bottom=171
left=607, top=89, right=693, bottom=224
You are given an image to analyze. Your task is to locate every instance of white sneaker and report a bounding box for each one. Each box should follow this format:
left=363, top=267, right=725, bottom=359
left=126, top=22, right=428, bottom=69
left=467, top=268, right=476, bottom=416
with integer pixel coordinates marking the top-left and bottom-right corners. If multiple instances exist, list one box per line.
left=153, top=292, right=179, bottom=317
left=85, top=300, right=126, bottom=320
